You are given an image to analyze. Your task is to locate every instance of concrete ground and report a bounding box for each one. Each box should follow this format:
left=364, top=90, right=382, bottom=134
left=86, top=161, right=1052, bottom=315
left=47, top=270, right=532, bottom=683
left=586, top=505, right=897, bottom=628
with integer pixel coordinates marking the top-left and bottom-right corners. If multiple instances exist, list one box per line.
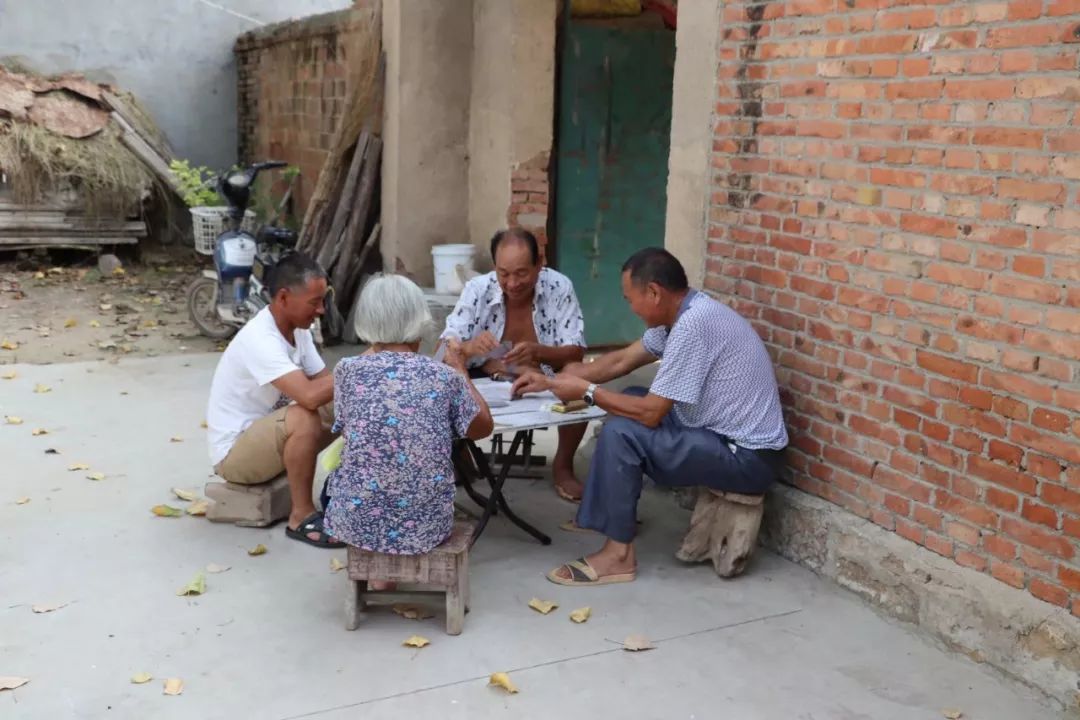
left=0, top=354, right=1065, bottom=720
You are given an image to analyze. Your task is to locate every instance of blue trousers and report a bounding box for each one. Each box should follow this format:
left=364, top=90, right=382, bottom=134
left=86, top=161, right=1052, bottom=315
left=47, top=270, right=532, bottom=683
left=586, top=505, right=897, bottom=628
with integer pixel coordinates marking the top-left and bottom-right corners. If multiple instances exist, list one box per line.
left=577, top=388, right=783, bottom=543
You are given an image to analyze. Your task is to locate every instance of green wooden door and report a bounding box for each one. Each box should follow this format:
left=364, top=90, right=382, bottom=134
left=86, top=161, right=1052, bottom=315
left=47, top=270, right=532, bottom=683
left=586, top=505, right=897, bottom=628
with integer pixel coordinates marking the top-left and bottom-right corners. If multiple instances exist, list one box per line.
left=555, top=18, right=675, bottom=346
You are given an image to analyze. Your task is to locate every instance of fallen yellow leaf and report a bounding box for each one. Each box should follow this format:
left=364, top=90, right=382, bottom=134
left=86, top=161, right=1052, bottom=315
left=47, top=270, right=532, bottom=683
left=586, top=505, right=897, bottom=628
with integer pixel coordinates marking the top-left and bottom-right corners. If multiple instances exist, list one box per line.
left=1, top=339, right=18, bottom=351
left=392, top=605, right=435, bottom=620
left=130, top=672, right=153, bottom=684
left=33, top=271, right=45, bottom=279
left=186, top=500, right=209, bottom=516
left=206, top=563, right=231, bottom=574
left=99, top=303, right=112, bottom=311
left=248, top=544, right=268, bottom=556
left=31, top=428, right=47, bottom=436
left=64, top=318, right=77, bottom=328
left=528, top=598, right=558, bottom=615
left=67, top=463, right=90, bottom=471
left=15, top=497, right=30, bottom=505
left=169, top=436, right=183, bottom=443
left=163, top=678, right=184, bottom=695
left=112, top=267, right=125, bottom=276
left=89, top=320, right=101, bottom=328
left=569, top=607, right=591, bottom=624
left=623, top=634, right=655, bottom=652
left=200, top=420, right=208, bottom=429
left=330, top=557, right=346, bottom=573
left=942, top=711, right=963, bottom=720
left=33, top=383, right=51, bottom=394
left=143, top=319, right=158, bottom=328
left=403, top=635, right=430, bottom=648
left=31, top=601, right=69, bottom=614
left=1, top=370, right=15, bottom=379
left=0, top=676, right=29, bottom=691
left=152, top=504, right=183, bottom=517
left=176, top=573, right=206, bottom=597
left=488, top=672, right=519, bottom=694
left=5, top=416, right=23, bottom=425
left=87, top=472, right=106, bottom=481
left=171, top=487, right=198, bottom=502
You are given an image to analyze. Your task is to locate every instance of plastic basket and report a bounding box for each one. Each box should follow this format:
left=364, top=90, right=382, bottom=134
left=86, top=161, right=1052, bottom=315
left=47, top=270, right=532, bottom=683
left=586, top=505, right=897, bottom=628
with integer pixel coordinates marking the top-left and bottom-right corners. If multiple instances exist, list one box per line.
left=190, top=206, right=257, bottom=255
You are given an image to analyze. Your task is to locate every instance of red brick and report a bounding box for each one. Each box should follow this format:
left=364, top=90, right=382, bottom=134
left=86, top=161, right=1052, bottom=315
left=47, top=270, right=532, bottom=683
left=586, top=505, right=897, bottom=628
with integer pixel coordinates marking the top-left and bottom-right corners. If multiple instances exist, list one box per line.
left=895, top=517, right=925, bottom=545
left=984, top=535, right=1017, bottom=561
left=988, top=440, right=1023, bottom=466
left=968, top=455, right=1037, bottom=495
left=924, top=532, right=954, bottom=559
left=1003, top=517, right=1076, bottom=559
left=915, top=350, right=979, bottom=383
left=987, top=487, right=1020, bottom=513
left=991, top=561, right=1025, bottom=588
left=1030, top=578, right=1069, bottom=608
left=972, top=127, right=1044, bottom=149
left=1032, top=408, right=1070, bottom=433
left=986, top=24, right=1063, bottom=50
left=914, top=503, right=943, bottom=531
left=955, top=550, right=988, bottom=572
left=1041, top=483, right=1080, bottom=515
left=1022, top=500, right=1060, bottom=529
left=1010, top=424, right=1080, bottom=464
left=1060, top=565, right=1080, bottom=593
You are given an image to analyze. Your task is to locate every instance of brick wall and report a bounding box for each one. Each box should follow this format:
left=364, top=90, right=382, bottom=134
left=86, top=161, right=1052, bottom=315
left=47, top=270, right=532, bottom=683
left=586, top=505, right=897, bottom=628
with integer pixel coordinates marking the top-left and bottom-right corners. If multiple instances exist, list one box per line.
left=508, top=151, right=552, bottom=262
left=709, top=0, right=1080, bottom=614
left=235, top=8, right=369, bottom=215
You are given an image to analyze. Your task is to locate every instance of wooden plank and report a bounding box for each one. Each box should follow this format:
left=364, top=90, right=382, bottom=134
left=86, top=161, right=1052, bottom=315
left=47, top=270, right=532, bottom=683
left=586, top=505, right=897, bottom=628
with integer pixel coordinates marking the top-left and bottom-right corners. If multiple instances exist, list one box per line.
left=111, top=112, right=182, bottom=196
left=102, top=91, right=175, bottom=160
left=0, top=235, right=139, bottom=246
left=331, top=136, right=381, bottom=292
left=0, top=217, right=145, bottom=232
left=316, top=132, right=370, bottom=271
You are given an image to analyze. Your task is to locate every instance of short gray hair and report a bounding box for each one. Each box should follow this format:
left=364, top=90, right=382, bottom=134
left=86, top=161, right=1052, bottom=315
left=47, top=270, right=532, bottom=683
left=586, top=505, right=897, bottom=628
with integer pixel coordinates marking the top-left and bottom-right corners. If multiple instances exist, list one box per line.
left=353, top=273, right=433, bottom=344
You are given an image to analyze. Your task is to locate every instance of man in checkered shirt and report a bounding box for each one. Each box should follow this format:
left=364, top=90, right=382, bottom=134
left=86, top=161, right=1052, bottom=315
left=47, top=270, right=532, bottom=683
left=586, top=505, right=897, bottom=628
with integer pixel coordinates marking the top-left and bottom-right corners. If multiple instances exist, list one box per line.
left=513, top=248, right=788, bottom=587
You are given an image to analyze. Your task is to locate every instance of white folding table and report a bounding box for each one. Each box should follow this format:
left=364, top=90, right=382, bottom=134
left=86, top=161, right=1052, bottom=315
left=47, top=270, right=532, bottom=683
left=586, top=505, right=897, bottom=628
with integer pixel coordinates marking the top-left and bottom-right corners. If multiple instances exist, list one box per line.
left=454, top=378, right=605, bottom=545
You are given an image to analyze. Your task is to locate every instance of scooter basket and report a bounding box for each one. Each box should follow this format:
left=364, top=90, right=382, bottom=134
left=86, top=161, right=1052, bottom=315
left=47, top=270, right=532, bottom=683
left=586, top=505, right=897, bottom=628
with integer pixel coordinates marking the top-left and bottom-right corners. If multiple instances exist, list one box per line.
left=190, top=207, right=257, bottom=255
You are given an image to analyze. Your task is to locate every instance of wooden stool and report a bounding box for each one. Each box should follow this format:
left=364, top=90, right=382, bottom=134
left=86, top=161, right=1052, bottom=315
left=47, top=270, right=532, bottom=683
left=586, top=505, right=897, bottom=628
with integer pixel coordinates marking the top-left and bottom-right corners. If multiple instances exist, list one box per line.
left=204, top=473, right=291, bottom=528
left=345, top=520, right=474, bottom=635
left=676, top=489, right=764, bottom=578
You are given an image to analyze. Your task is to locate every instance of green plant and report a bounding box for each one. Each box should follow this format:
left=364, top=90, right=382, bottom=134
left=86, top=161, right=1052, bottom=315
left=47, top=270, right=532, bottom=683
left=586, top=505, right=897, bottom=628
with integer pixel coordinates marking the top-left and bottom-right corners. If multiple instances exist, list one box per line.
left=169, top=159, right=222, bottom=208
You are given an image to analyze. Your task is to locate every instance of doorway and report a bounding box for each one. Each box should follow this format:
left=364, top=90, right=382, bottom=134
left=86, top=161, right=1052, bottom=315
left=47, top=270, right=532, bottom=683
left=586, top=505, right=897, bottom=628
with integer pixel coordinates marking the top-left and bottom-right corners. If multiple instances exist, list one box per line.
left=553, top=10, right=676, bottom=346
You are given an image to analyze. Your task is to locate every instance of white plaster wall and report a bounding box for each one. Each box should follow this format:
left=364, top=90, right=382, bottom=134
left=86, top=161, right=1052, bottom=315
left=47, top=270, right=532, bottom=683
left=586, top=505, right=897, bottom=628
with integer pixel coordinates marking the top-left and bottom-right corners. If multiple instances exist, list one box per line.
left=381, top=0, right=473, bottom=283
left=0, top=0, right=351, bottom=167
left=664, top=0, right=722, bottom=288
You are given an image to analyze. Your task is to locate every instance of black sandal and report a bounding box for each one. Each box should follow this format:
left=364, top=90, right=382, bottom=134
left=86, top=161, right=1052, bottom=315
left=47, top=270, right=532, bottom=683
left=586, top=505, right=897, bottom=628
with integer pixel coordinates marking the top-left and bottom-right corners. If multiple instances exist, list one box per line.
left=285, top=512, right=345, bottom=549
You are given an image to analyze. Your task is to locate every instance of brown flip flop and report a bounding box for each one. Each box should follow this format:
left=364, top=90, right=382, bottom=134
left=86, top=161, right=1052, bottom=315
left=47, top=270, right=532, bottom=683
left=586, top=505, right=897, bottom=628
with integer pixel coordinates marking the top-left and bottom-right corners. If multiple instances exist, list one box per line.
left=546, top=557, right=636, bottom=587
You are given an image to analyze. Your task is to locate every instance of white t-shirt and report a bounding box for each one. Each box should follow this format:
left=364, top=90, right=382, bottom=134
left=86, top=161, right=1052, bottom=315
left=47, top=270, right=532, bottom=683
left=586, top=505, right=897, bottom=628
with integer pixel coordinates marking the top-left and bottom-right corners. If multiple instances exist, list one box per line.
left=206, top=308, right=325, bottom=466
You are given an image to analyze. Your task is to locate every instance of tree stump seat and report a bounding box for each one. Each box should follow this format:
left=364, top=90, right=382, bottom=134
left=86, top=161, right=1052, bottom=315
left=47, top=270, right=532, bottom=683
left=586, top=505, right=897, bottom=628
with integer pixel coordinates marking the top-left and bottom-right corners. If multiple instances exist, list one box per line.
left=676, top=488, right=764, bottom=578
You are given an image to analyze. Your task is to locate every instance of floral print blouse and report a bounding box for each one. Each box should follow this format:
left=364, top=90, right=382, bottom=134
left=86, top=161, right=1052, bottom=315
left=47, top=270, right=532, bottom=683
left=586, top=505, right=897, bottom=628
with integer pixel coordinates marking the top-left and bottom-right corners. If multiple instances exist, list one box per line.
left=323, top=352, right=479, bottom=555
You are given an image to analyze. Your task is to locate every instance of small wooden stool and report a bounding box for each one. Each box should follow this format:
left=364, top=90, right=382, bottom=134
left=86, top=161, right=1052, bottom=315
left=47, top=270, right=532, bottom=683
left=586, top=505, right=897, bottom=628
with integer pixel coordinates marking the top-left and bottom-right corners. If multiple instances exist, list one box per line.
left=204, top=473, right=291, bottom=528
left=345, top=520, right=474, bottom=635
left=676, top=488, right=764, bottom=578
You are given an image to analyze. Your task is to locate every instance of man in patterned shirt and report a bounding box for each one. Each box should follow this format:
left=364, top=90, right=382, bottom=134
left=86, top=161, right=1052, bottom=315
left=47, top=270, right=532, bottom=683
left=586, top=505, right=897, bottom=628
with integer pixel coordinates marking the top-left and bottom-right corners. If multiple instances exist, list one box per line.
left=441, top=228, right=589, bottom=501
left=512, top=247, right=788, bottom=586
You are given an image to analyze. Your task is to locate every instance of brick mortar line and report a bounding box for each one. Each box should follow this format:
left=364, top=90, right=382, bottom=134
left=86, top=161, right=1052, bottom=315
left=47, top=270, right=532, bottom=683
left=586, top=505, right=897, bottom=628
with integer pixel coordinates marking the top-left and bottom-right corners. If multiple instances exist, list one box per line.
left=704, top=232, right=1079, bottom=301
left=716, top=277, right=1080, bottom=377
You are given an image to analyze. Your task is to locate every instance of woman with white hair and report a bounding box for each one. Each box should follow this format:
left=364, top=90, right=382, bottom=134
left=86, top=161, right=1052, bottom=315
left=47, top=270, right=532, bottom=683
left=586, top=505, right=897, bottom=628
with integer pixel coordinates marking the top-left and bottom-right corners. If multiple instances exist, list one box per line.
left=323, top=274, right=494, bottom=557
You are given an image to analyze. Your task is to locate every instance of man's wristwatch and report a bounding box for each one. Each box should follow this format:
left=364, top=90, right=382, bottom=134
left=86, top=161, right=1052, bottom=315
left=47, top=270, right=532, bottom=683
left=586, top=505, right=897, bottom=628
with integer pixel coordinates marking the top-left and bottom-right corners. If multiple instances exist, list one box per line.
left=582, top=383, right=598, bottom=406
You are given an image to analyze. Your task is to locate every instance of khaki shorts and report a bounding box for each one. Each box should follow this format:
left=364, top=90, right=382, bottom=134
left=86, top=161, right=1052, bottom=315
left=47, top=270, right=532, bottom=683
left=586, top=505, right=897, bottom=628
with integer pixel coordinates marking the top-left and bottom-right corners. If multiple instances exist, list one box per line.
left=214, top=404, right=334, bottom=486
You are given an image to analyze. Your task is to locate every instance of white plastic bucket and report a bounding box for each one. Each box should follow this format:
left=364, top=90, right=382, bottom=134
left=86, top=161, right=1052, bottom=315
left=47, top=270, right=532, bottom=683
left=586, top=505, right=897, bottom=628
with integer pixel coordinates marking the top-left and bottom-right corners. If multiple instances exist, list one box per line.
left=431, top=244, right=476, bottom=293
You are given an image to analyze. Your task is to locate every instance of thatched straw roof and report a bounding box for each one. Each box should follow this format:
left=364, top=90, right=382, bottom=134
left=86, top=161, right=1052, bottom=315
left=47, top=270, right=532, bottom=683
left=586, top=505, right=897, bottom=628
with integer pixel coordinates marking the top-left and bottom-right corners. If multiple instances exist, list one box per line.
left=0, top=67, right=172, bottom=216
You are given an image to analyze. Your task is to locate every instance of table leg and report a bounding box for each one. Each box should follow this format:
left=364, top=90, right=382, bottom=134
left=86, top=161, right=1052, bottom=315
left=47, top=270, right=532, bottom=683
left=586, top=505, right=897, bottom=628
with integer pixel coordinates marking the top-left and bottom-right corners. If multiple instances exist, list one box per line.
left=454, top=443, right=495, bottom=514
left=468, top=434, right=552, bottom=546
